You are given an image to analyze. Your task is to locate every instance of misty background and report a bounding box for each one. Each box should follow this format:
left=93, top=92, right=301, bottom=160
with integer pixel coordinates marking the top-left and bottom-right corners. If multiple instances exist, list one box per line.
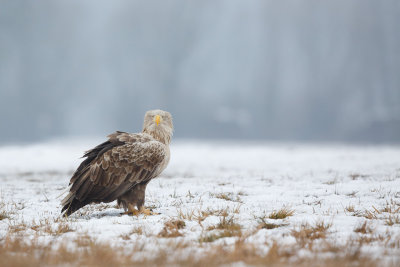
left=1, top=0, right=399, bottom=144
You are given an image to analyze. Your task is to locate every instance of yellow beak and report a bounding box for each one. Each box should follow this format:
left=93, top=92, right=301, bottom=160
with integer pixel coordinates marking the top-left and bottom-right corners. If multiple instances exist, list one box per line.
left=154, top=115, right=161, bottom=126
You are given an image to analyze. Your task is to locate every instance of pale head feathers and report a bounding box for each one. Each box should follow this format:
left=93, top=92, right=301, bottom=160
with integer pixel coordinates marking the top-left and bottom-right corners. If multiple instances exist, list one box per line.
left=142, top=109, right=173, bottom=145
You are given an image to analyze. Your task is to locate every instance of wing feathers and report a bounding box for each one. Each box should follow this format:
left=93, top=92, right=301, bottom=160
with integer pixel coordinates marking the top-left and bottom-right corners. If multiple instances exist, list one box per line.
left=61, top=132, right=167, bottom=216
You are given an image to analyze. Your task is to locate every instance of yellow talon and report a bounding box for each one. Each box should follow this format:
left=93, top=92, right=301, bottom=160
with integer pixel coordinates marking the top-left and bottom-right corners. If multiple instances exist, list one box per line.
left=121, top=206, right=160, bottom=216
left=121, top=208, right=140, bottom=216
left=140, top=207, right=160, bottom=216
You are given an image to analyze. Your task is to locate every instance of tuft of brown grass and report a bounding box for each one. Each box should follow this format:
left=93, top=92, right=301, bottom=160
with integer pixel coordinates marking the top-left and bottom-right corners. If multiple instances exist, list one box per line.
left=198, top=228, right=242, bottom=243
left=207, top=215, right=241, bottom=232
left=211, top=192, right=242, bottom=203
left=177, top=208, right=196, bottom=220
left=0, top=210, right=9, bottom=220
left=349, top=173, right=369, bottom=180
left=346, top=191, right=358, bottom=197
left=354, top=221, right=374, bottom=234
left=202, top=207, right=230, bottom=217
left=8, top=223, right=27, bottom=234
left=381, top=200, right=400, bottom=214
left=231, top=205, right=242, bottom=214
left=291, top=221, right=332, bottom=249
left=177, top=208, right=209, bottom=223
left=28, top=218, right=74, bottom=236
left=237, top=191, right=247, bottom=196
left=198, top=231, right=235, bottom=243
left=345, top=205, right=355, bottom=213
left=73, top=233, right=96, bottom=247
left=353, top=232, right=390, bottom=246
left=158, top=219, right=186, bottom=238
left=200, top=215, right=242, bottom=243
left=177, top=207, right=235, bottom=225
left=324, top=179, right=338, bottom=185
left=362, top=209, right=378, bottom=220
left=120, top=226, right=144, bottom=240
left=0, top=200, right=24, bottom=220
left=359, top=201, right=400, bottom=222
left=130, top=226, right=144, bottom=235
left=256, top=214, right=288, bottom=229
left=46, top=223, right=74, bottom=236
left=260, top=222, right=286, bottom=229
left=385, top=215, right=400, bottom=226
left=269, top=207, right=294, bottom=220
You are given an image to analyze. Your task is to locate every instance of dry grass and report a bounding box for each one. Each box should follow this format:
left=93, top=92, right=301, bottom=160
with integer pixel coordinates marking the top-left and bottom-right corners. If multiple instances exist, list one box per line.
left=256, top=216, right=288, bottom=229
left=346, top=191, right=358, bottom=197
left=354, top=221, right=374, bottom=234
left=207, top=215, right=241, bottom=232
left=385, top=215, right=400, bottom=226
left=231, top=204, right=242, bottom=214
left=200, top=215, right=242, bottom=243
left=7, top=222, right=27, bottom=235
left=362, top=209, right=378, bottom=219
left=29, top=218, right=74, bottom=236
left=177, top=206, right=238, bottom=225
left=0, top=210, right=395, bottom=267
left=359, top=201, right=400, bottom=223
left=0, top=235, right=387, bottom=267
left=381, top=200, right=400, bottom=213
left=0, top=236, right=140, bottom=267
left=46, top=223, right=74, bottom=236
left=0, top=199, right=25, bottom=220
left=352, top=221, right=393, bottom=246
left=203, top=207, right=229, bottom=216
left=237, top=190, right=247, bottom=196
left=177, top=208, right=213, bottom=223
left=0, top=193, right=398, bottom=267
left=74, top=233, right=96, bottom=247
left=269, top=207, right=295, bottom=219
left=195, top=240, right=381, bottom=267
left=291, top=221, right=332, bottom=249
left=0, top=210, right=9, bottom=220
left=158, top=219, right=186, bottom=238
left=260, top=222, right=286, bottom=229
left=198, top=230, right=239, bottom=243
left=177, top=208, right=197, bottom=221
left=349, top=173, right=361, bottom=180
left=324, top=178, right=338, bottom=185
left=211, top=192, right=242, bottom=203
left=345, top=204, right=355, bottom=213
left=120, top=226, right=145, bottom=240
left=349, top=173, right=369, bottom=180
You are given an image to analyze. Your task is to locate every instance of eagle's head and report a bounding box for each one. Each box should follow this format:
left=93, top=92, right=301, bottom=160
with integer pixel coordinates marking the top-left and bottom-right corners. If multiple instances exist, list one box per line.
left=142, top=109, right=173, bottom=144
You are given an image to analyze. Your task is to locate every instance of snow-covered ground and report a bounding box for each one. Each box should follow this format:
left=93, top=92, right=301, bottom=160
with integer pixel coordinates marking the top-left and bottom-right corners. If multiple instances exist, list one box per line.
left=0, top=139, right=399, bottom=264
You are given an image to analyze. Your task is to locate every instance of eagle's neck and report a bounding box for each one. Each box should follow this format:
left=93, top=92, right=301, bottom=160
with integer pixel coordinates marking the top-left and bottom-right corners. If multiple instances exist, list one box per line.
left=143, top=127, right=172, bottom=145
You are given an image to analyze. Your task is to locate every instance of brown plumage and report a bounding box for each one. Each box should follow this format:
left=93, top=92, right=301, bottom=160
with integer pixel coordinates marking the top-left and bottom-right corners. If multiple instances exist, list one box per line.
left=61, top=110, right=173, bottom=216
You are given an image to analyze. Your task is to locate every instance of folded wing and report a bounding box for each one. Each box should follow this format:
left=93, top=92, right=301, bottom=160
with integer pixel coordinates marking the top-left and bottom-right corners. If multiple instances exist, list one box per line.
left=61, top=132, right=166, bottom=216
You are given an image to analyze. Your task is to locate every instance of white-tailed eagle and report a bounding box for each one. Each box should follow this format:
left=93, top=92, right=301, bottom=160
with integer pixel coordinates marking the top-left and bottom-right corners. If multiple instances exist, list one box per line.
left=61, top=109, right=173, bottom=216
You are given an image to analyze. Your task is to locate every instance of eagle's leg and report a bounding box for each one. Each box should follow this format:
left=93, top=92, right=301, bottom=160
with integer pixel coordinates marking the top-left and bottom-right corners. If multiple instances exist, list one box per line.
left=118, top=180, right=159, bottom=216
left=135, top=181, right=160, bottom=215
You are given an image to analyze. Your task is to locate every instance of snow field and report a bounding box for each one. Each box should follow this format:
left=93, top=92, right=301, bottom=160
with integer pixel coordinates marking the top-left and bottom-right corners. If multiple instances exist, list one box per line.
left=0, top=140, right=399, bottom=265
